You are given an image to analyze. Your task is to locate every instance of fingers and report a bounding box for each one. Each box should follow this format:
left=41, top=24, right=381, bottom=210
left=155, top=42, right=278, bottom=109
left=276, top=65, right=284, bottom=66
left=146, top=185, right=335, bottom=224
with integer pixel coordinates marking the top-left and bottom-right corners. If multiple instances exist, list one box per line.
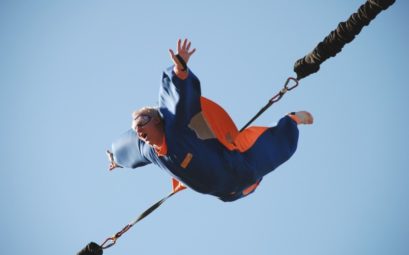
left=182, top=38, right=187, bottom=50
left=106, top=150, right=114, bottom=162
left=188, top=47, right=196, bottom=56
left=175, top=38, right=195, bottom=54
left=169, top=49, right=175, bottom=58
left=170, top=38, right=196, bottom=67
left=177, top=39, right=182, bottom=52
left=186, top=41, right=196, bottom=56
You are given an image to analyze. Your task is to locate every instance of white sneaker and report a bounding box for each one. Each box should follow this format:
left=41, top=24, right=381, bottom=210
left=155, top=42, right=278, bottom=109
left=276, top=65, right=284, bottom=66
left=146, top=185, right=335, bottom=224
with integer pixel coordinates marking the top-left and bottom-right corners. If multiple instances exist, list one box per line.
left=289, top=111, right=314, bottom=125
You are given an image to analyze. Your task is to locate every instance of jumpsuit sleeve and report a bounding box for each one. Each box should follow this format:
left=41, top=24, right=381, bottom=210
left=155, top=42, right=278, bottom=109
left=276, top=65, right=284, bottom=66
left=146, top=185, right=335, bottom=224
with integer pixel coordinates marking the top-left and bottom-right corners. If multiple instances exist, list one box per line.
left=111, top=129, right=151, bottom=169
left=158, top=66, right=202, bottom=127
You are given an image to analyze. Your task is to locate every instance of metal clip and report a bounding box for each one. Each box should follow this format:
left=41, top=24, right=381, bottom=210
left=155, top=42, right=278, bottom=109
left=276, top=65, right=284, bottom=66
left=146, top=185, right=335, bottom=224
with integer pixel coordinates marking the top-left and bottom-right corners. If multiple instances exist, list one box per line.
left=284, top=77, right=299, bottom=91
left=101, top=236, right=117, bottom=249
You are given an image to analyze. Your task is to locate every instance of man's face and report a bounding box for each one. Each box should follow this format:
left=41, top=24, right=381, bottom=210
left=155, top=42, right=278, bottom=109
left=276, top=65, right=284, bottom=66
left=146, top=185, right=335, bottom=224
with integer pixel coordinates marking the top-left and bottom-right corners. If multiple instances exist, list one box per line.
left=134, top=115, right=164, bottom=147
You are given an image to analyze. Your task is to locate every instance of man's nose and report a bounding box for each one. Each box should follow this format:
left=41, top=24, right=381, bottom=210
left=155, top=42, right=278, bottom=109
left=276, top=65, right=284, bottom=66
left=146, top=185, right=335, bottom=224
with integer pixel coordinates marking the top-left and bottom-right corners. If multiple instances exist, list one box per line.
left=136, top=125, right=144, bottom=133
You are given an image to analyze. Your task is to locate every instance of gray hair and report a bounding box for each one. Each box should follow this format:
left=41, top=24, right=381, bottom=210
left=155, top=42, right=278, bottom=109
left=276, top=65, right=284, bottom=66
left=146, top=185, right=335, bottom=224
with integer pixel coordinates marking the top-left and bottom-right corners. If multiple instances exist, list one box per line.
left=131, top=106, right=162, bottom=130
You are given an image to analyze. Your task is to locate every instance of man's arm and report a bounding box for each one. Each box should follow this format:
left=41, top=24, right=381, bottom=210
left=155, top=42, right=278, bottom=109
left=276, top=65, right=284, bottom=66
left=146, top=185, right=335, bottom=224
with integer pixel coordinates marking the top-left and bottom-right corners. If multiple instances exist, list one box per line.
left=109, top=129, right=151, bottom=170
left=158, top=39, right=201, bottom=127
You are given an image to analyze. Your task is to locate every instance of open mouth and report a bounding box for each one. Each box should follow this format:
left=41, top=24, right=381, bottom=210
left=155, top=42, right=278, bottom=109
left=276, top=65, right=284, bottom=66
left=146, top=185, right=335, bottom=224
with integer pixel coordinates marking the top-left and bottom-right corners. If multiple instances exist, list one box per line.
left=138, top=132, right=148, bottom=141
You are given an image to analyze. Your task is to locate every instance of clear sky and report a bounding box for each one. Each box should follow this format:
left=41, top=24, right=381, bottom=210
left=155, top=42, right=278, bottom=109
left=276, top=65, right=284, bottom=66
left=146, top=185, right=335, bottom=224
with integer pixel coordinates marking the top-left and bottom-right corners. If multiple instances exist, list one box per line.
left=1, top=1, right=408, bottom=255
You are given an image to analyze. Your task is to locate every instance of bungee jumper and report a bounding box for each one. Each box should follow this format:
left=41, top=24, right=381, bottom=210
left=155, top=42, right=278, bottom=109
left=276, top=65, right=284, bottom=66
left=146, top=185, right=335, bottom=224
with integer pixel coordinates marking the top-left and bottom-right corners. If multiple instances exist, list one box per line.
left=77, top=0, right=395, bottom=254
left=109, top=38, right=313, bottom=202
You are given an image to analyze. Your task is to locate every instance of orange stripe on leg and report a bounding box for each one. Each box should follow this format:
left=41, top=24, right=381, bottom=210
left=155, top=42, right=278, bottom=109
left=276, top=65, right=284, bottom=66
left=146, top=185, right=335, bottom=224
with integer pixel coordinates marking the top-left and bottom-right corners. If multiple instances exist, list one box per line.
left=242, top=181, right=260, bottom=196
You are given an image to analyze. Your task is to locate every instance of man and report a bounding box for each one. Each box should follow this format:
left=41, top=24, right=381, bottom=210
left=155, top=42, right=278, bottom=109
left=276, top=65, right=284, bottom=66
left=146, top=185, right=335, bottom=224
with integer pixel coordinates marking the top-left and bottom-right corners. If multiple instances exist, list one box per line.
left=108, top=39, right=313, bottom=202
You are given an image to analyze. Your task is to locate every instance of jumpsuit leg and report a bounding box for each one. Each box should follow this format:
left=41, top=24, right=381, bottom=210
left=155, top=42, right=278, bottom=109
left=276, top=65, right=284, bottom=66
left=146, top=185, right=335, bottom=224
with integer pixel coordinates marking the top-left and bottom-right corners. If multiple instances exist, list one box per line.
left=242, top=115, right=299, bottom=180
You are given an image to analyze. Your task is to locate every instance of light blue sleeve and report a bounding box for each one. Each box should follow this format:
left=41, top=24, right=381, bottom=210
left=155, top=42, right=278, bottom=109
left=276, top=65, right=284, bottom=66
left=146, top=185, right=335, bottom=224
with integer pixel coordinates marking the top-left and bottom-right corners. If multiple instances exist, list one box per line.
left=111, top=129, right=151, bottom=169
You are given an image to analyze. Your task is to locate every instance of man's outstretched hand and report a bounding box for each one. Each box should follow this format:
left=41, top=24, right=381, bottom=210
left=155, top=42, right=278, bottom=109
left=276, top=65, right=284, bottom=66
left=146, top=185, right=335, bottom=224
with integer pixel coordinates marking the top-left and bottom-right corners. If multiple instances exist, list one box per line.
left=169, top=38, right=196, bottom=78
left=106, top=150, right=121, bottom=171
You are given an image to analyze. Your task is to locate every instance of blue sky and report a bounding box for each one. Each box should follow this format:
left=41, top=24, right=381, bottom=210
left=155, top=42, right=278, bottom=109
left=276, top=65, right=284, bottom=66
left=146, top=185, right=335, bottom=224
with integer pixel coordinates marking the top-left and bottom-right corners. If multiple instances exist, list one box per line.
left=1, top=1, right=408, bottom=255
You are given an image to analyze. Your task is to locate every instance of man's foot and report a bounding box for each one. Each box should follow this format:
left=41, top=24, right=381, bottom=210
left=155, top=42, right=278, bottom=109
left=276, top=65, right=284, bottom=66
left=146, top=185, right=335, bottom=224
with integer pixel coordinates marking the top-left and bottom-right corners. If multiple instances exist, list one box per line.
left=289, top=111, right=314, bottom=125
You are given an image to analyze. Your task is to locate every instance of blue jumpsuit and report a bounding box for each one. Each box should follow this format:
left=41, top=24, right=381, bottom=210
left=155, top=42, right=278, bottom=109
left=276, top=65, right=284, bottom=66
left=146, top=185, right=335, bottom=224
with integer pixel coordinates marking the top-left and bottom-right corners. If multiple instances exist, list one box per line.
left=112, top=67, right=299, bottom=201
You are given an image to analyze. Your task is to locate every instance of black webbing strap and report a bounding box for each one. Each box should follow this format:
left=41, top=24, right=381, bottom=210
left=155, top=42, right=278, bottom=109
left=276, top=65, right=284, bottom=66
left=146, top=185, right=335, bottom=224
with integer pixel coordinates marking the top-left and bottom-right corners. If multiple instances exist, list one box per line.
left=77, top=190, right=180, bottom=254
left=100, top=191, right=178, bottom=249
left=240, top=77, right=298, bottom=132
left=175, top=54, right=187, bottom=71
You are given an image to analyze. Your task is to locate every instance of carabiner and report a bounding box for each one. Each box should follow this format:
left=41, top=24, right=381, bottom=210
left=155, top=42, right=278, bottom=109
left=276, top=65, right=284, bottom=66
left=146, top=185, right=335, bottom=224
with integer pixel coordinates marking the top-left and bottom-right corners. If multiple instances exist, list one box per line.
left=284, top=77, right=299, bottom=91
left=101, top=236, right=117, bottom=249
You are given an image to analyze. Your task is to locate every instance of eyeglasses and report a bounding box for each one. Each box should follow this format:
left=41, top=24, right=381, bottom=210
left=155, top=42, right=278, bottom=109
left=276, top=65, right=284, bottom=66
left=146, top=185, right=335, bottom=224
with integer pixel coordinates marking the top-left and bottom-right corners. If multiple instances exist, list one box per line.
left=135, top=115, right=152, bottom=128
